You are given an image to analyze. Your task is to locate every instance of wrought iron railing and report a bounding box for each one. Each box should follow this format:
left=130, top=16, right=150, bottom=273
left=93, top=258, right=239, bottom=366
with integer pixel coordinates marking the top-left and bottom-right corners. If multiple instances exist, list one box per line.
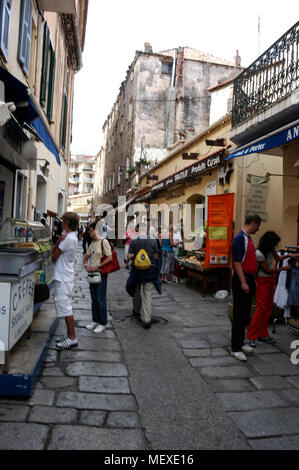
left=232, top=21, right=299, bottom=127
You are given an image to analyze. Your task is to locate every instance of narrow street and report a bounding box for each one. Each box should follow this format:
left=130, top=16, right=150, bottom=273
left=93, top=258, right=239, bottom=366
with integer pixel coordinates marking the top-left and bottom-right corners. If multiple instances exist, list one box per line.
left=0, top=243, right=299, bottom=450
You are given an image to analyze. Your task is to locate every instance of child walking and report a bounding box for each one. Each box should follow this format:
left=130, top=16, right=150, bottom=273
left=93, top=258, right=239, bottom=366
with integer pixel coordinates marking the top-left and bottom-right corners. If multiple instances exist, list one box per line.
left=52, top=212, right=80, bottom=350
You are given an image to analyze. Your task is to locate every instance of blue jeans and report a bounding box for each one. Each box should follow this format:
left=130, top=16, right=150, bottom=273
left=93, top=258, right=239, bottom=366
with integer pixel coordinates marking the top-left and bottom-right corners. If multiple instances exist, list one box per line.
left=89, top=274, right=108, bottom=325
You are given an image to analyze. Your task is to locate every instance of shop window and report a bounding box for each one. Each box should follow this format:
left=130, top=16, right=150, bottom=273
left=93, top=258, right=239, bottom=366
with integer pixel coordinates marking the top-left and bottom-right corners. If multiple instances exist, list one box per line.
left=0, top=0, right=12, bottom=61
left=18, top=0, right=33, bottom=76
left=40, top=22, right=56, bottom=121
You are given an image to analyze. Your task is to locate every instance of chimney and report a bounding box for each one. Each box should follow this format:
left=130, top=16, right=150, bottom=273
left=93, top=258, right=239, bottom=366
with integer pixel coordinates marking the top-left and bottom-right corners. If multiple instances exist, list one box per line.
left=234, top=49, right=241, bottom=67
left=144, top=42, right=153, bottom=53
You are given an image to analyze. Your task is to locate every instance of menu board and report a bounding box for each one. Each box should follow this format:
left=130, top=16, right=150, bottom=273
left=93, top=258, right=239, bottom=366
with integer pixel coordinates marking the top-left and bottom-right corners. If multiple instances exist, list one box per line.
left=204, top=193, right=234, bottom=269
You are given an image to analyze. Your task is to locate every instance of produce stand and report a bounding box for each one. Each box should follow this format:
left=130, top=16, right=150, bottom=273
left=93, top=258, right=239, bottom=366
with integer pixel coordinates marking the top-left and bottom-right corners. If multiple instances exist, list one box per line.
left=0, top=218, right=56, bottom=396
left=176, top=254, right=220, bottom=296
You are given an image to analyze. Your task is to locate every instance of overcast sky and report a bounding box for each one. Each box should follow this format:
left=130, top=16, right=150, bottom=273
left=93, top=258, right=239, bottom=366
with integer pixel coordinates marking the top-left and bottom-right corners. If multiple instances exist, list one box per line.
left=71, top=0, right=298, bottom=156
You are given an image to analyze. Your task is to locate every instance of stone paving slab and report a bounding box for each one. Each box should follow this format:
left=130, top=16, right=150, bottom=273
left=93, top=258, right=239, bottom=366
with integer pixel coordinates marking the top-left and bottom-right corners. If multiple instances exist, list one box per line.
left=106, top=411, right=139, bottom=428
left=228, top=407, right=299, bottom=438
left=60, top=350, right=122, bottom=363
left=79, top=376, right=130, bottom=394
left=28, top=405, right=77, bottom=424
left=216, top=390, right=286, bottom=411
left=200, top=365, right=253, bottom=378
left=56, top=392, right=136, bottom=411
left=0, top=423, right=49, bottom=449
left=183, top=347, right=228, bottom=357
left=281, top=389, right=299, bottom=405
left=189, top=356, right=240, bottom=368
left=39, top=377, right=77, bottom=389
left=48, top=425, right=145, bottom=450
left=79, top=410, right=106, bottom=426
left=66, top=362, right=128, bottom=377
left=203, top=378, right=255, bottom=393
left=0, top=405, right=29, bottom=422
left=249, top=375, right=294, bottom=390
left=251, top=362, right=299, bottom=376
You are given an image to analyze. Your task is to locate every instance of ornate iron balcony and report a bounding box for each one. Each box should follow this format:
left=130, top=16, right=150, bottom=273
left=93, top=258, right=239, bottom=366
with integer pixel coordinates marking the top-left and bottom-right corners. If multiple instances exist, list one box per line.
left=232, top=21, right=299, bottom=128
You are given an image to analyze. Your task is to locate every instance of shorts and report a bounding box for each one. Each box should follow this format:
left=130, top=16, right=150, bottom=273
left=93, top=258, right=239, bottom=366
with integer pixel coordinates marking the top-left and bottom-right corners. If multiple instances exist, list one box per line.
left=54, top=280, right=74, bottom=318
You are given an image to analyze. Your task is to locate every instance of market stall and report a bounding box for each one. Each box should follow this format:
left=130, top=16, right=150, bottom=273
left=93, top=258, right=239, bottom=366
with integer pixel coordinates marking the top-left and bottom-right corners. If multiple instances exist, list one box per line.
left=0, top=218, right=56, bottom=395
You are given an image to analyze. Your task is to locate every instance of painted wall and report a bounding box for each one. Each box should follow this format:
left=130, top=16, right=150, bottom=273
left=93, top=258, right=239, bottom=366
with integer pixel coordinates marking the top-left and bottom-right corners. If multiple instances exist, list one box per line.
left=282, top=141, right=299, bottom=247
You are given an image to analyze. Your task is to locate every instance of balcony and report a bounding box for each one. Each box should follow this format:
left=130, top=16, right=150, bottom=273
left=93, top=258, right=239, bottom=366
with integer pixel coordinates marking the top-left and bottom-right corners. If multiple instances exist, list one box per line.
left=38, top=0, right=76, bottom=14
left=231, top=21, right=299, bottom=145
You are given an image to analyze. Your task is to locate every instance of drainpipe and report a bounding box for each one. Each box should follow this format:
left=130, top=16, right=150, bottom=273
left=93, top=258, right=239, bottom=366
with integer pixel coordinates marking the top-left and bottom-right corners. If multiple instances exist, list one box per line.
left=171, top=49, right=177, bottom=88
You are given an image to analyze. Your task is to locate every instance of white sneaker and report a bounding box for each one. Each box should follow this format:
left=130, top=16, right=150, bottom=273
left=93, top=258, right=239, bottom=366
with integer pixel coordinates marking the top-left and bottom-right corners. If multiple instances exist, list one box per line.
left=93, top=324, right=106, bottom=334
left=230, top=351, right=247, bottom=362
left=242, top=344, right=254, bottom=353
left=86, top=322, right=98, bottom=330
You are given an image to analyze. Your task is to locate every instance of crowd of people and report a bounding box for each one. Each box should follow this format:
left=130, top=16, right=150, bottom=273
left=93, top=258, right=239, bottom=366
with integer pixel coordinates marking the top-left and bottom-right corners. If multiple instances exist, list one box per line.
left=51, top=211, right=299, bottom=354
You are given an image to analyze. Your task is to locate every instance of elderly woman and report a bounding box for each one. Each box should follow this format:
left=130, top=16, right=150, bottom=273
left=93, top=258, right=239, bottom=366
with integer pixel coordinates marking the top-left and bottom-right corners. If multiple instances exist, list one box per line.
left=83, top=222, right=112, bottom=334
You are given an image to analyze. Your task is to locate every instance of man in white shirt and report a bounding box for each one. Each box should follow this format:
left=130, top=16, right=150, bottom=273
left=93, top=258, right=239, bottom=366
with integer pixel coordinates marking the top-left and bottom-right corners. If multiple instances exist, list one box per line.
left=52, top=212, right=79, bottom=350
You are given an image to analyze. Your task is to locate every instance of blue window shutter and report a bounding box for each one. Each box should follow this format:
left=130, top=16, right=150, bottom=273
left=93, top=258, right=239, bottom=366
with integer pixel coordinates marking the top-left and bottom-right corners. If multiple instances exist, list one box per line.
left=18, top=0, right=32, bottom=75
left=0, top=0, right=12, bottom=60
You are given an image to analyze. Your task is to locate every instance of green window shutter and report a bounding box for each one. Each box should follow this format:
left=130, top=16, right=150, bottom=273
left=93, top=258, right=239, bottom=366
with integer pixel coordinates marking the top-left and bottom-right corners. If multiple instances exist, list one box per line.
left=46, top=46, right=55, bottom=121
left=17, top=0, right=32, bottom=75
left=61, top=92, right=68, bottom=150
left=40, top=22, right=50, bottom=107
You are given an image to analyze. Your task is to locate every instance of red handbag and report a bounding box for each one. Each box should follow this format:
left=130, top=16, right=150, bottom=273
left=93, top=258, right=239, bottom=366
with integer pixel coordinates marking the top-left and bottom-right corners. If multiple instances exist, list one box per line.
left=100, top=240, right=120, bottom=274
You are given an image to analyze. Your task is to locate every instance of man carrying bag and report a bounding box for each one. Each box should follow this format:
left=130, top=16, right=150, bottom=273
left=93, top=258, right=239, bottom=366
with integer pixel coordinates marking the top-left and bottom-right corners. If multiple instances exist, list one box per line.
left=126, top=223, right=161, bottom=329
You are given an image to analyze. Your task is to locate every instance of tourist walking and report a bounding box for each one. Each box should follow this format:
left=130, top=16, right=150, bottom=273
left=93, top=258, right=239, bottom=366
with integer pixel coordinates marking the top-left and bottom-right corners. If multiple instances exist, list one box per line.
left=126, top=223, right=160, bottom=329
left=160, top=226, right=175, bottom=283
left=230, top=214, right=262, bottom=362
left=83, top=222, right=113, bottom=334
left=52, top=212, right=80, bottom=350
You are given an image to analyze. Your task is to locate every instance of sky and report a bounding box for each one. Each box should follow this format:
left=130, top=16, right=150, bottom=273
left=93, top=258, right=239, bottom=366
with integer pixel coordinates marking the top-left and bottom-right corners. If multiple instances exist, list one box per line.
left=71, top=0, right=298, bottom=156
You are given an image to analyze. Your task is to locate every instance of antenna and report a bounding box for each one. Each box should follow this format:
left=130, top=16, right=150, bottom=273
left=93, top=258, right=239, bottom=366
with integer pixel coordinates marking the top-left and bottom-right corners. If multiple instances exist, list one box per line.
left=258, top=14, right=261, bottom=55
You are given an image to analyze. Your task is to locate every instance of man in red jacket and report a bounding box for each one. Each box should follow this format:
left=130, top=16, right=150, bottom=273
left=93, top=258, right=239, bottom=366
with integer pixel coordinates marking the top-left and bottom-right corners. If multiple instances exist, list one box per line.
left=231, top=214, right=262, bottom=361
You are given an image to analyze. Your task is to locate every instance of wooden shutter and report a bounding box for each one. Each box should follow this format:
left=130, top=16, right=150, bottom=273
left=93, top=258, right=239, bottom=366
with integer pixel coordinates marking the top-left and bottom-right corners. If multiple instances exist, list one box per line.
left=40, top=22, right=50, bottom=107
left=47, top=46, right=55, bottom=121
left=0, top=0, right=12, bottom=60
left=61, top=91, right=68, bottom=150
left=18, top=0, right=32, bottom=75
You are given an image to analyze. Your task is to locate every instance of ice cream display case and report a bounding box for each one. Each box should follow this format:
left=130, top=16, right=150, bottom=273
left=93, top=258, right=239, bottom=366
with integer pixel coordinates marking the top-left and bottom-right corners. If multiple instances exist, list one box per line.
left=0, top=218, right=54, bottom=387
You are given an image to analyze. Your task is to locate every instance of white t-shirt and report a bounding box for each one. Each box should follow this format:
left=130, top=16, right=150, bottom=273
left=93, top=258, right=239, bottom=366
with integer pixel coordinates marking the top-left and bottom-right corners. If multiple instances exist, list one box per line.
left=256, top=249, right=274, bottom=277
left=53, top=231, right=78, bottom=282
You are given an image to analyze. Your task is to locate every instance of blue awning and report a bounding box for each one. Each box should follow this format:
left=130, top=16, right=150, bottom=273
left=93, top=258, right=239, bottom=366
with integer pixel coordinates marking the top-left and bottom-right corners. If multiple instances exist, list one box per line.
left=0, top=67, right=60, bottom=165
left=226, top=119, right=299, bottom=160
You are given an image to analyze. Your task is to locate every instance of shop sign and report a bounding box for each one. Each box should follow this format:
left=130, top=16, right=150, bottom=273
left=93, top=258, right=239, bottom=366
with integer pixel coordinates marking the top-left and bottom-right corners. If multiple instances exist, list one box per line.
left=246, top=175, right=269, bottom=220
left=151, top=153, right=223, bottom=193
left=9, top=273, right=35, bottom=349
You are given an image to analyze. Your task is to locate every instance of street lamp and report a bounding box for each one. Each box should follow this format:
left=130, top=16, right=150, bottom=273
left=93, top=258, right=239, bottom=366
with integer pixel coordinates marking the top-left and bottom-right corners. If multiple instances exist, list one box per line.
left=257, top=172, right=299, bottom=184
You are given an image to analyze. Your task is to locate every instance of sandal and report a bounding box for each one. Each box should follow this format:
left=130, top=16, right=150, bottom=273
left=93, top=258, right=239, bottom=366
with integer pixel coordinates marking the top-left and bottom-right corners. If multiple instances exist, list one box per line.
left=56, top=337, right=78, bottom=350
left=258, top=336, right=276, bottom=344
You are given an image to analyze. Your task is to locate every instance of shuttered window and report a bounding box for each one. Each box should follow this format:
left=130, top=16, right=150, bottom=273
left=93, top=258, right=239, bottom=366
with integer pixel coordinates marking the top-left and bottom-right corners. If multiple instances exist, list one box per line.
left=40, top=22, right=56, bottom=121
left=60, top=91, right=68, bottom=150
left=18, top=0, right=32, bottom=75
left=0, top=0, right=12, bottom=60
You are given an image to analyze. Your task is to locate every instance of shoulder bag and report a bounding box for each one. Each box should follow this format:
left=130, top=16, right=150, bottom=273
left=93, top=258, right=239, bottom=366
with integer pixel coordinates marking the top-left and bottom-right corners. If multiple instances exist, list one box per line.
left=100, top=239, right=120, bottom=274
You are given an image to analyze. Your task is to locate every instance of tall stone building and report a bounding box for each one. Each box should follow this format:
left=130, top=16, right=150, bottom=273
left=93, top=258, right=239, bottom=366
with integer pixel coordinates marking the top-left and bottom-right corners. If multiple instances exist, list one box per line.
left=94, top=44, right=242, bottom=213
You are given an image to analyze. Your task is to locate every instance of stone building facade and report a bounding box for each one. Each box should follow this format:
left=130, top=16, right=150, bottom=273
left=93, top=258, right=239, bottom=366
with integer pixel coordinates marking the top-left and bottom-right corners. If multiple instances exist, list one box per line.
left=94, top=44, right=242, bottom=212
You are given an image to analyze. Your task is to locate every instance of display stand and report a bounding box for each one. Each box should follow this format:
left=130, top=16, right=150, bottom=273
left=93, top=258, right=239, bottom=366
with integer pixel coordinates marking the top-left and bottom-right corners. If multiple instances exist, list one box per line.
left=0, top=218, right=55, bottom=396
left=0, top=305, right=57, bottom=396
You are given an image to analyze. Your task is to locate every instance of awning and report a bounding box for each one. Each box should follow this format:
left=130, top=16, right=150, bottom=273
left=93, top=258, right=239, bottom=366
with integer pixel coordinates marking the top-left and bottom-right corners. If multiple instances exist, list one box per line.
left=0, top=67, right=60, bottom=165
left=226, top=119, right=299, bottom=160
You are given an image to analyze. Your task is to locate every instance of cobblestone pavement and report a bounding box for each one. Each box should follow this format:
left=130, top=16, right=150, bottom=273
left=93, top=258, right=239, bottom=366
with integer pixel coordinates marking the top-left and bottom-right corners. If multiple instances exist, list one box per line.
left=0, top=243, right=299, bottom=450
